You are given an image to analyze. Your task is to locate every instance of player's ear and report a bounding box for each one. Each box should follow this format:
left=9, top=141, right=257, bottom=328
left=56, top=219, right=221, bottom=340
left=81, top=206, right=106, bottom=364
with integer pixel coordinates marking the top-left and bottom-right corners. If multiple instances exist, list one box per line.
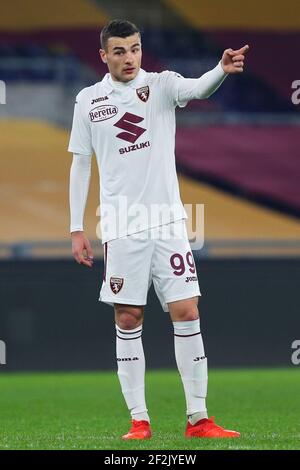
left=99, top=49, right=107, bottom=64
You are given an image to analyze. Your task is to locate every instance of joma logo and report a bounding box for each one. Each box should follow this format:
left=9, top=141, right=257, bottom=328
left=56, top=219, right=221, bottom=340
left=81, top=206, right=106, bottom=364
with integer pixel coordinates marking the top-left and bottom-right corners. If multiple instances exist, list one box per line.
left=91, top=96, right=108, bottom=105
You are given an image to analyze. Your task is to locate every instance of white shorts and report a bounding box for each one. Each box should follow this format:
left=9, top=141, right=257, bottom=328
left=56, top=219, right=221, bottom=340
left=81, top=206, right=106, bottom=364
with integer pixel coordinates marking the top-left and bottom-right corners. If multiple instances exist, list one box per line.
left=99, top=219, right=201, bottom=312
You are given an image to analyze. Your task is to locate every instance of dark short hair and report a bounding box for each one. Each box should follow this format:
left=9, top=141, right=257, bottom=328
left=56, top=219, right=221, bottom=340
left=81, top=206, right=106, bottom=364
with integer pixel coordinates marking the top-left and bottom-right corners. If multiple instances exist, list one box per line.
left=100, top=19, right=140, bottom=50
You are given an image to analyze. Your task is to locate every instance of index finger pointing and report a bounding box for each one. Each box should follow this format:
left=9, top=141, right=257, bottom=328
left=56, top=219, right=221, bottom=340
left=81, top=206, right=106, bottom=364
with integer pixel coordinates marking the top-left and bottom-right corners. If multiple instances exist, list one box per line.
left=234, top=44, right=250, bottom=55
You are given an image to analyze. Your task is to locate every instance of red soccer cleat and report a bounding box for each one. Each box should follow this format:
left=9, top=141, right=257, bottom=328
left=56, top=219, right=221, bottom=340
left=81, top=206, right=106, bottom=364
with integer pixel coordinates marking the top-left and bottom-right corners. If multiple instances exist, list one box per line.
left=122, top=419, right=152, bottom=440
left=185, top=416, right=240, bottom=438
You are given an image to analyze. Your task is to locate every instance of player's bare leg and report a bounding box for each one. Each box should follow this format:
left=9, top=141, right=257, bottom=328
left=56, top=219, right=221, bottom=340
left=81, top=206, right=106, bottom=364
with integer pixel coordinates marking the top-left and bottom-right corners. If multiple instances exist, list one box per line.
left=115, top=304, right=151, bottom=440
left=168, top=296, right=240, bottom=438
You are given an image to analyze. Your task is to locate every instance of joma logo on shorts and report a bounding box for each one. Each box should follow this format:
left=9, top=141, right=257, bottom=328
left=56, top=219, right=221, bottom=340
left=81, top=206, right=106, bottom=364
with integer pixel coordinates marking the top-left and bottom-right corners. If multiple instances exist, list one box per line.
left=185, top=276, right=197, bottom=283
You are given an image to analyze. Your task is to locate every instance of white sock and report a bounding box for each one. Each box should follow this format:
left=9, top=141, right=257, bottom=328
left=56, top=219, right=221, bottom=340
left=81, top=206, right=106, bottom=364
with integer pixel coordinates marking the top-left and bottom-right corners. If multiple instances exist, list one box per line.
left=173, top=319, right=208, bottom=423
left=116, top=324, right=150, bottom=423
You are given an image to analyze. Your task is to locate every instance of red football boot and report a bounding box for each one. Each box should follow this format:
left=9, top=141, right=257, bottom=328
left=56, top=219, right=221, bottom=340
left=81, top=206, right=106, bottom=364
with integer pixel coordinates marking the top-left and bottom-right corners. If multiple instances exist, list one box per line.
left=122, top=419, right=152, bottom=440
left=185, top=416, right=240, bottom=438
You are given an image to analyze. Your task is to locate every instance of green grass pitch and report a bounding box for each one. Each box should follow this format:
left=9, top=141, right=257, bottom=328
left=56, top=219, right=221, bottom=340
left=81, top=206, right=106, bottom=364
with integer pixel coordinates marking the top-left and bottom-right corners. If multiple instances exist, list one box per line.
left=0, top=368, right=299, bottom=450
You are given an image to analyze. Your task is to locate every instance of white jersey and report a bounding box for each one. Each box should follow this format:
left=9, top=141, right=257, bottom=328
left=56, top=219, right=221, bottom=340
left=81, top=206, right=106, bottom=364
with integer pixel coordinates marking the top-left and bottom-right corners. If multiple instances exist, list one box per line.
left=68, top=64, right=227, bottom=243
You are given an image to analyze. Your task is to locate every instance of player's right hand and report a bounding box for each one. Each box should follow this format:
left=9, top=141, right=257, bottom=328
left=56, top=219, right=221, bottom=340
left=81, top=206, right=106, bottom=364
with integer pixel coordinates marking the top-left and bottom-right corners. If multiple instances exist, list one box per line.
left=71, top=231, right=94, bottom=268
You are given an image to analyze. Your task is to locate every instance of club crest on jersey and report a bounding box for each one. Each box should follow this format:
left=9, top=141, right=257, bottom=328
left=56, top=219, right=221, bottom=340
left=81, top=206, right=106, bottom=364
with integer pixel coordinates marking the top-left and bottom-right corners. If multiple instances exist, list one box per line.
left=110, top=276, right=124, bottom=294
left=136, top=86, right=150, bottom=103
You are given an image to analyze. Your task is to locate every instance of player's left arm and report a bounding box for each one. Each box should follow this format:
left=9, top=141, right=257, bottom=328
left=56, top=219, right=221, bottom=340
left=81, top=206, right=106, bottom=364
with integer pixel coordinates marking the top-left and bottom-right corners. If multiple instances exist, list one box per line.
left=175, top=44, right=249, bottom=103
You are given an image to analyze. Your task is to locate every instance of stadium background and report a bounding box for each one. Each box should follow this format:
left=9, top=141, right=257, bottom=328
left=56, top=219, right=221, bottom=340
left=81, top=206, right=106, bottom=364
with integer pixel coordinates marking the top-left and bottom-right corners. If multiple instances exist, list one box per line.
left=0, top=0, right=300, bottom=372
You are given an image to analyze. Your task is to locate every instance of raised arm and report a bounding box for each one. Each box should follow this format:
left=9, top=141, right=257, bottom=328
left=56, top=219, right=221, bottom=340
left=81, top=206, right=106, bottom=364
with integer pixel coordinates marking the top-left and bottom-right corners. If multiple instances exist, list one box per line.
left=175, top=44, right=249, bottom=103
left=69, top=153, right=94, bottom=268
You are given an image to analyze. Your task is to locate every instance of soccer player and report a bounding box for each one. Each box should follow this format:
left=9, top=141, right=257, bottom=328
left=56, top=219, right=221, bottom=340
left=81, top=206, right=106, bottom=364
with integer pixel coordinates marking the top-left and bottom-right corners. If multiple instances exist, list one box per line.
left=68, top=19, right=249, bottom=439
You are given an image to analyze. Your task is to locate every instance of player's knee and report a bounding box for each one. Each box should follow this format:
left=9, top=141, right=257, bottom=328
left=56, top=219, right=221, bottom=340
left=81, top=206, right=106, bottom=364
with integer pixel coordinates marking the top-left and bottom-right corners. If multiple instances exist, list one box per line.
left=117, top=312, right=143, bottom=330
left=115, top=306, right=143, bottom=330
left=178, top=310, right=199, bottom=322
left=169, top=297, right=200, bottom=322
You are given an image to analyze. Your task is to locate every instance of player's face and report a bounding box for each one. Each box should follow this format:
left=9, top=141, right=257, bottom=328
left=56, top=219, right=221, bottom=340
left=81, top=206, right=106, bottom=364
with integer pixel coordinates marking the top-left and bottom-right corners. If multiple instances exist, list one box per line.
left=99, top=33, right=142, bottom=83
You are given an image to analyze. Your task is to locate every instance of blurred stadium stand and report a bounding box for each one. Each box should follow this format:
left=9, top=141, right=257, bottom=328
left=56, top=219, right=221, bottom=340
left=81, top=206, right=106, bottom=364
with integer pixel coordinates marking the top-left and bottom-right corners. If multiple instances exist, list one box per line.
left=0, top=1, right=300, bottom=369
left=0, top=0, right=300, bottom=253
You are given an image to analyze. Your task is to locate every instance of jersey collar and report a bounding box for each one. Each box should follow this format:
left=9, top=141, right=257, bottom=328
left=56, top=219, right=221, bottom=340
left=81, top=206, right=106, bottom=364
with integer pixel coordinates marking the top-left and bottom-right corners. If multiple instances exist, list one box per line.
left=102, top=68, right=147, bottom=94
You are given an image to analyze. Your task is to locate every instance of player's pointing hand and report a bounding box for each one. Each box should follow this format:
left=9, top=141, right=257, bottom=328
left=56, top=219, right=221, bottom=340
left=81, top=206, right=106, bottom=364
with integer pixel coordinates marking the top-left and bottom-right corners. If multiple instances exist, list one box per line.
left=221, top=44, right=249, bottom=74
